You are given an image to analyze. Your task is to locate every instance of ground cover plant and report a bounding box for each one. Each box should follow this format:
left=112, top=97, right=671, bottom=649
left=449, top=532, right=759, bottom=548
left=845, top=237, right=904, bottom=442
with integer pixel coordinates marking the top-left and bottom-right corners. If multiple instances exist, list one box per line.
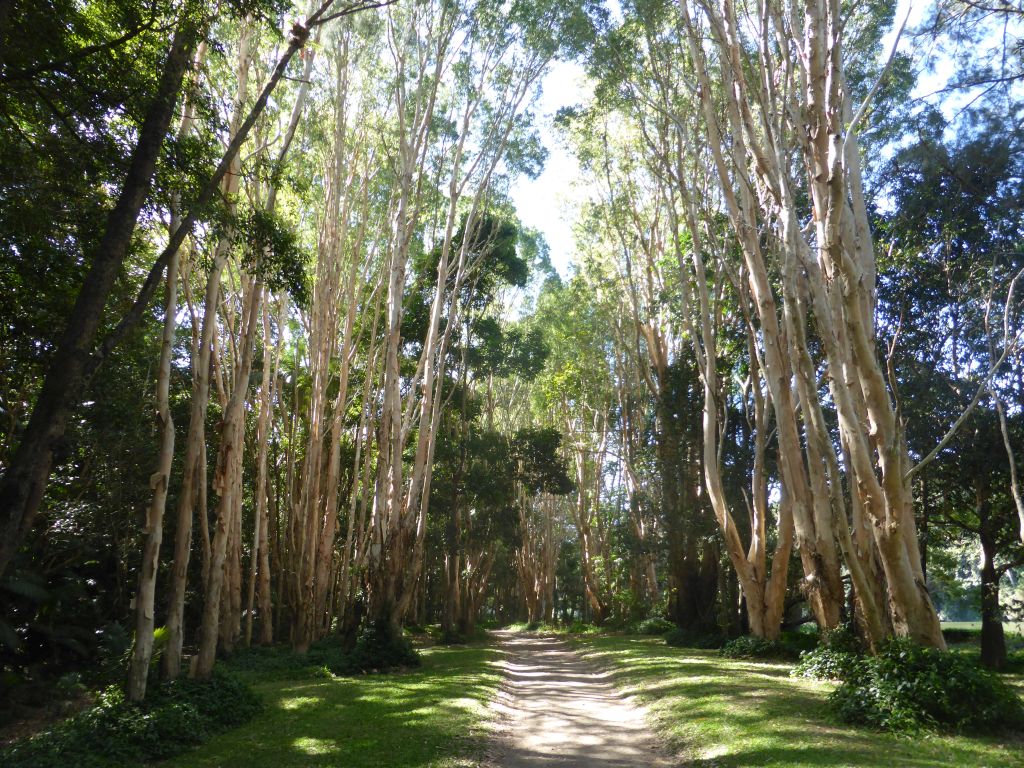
left=0, top=670, right=261, bottom=768
left=719, top=635, right=802, bottom=661
left=573, top=635, right=1024, bottom=768
left=829, top=639, right=1024, bottom=733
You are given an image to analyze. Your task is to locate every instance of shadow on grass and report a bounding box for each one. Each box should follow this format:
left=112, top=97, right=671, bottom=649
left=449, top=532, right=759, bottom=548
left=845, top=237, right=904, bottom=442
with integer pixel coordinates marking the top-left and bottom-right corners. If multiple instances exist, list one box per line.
left=161, top=645, right=505, bottom=768
left=575, top=636, right=1024, bottom=768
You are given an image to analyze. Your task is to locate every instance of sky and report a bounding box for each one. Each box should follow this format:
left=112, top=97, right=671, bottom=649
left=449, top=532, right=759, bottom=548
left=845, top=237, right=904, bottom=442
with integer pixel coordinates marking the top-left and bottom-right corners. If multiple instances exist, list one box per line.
left=508, top=59, right=589, bottom=280
left=507, top=0, right=962, bottom=284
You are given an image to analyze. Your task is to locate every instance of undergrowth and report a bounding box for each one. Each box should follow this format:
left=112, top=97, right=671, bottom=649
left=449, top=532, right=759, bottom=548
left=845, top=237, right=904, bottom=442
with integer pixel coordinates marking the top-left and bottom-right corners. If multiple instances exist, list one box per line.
left=229, top=621, right=421, bottom=677
left=720, top=635, right=801, bottom=661
left=664, top=627, right=725, bottom=649
left=0, top=670, right=260, bottom=768
left=829, top=639, right=1024, bottom=734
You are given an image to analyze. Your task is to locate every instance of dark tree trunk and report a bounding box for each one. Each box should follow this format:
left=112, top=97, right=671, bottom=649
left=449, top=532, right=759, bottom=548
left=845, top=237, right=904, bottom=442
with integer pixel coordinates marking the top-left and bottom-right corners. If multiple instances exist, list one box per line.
left=979, top=524, right=1006, bottom=670
left=0, top=19, right=199, bottom=580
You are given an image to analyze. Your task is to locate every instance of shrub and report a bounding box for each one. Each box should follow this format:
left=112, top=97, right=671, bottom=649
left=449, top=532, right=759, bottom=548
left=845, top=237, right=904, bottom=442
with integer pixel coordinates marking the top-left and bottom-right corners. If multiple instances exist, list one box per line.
left=227, top=643, right=322, bottom=675
left=229, top=626, right=420, bottom=678
left=664, top=627, right=724, bottom=649
left=830, top=638, right=1024, bottom=733
left=327, top=621, right=421, bottom=675
left=778, top=629, right=819, bottom=653
left=635, top=617, right=674, bottom=636
left=720, top=635, right=798, bottom=660
left=942, top=627, right=978, bottom=644
left=566, top=620, right=598, bottom=634
left=151, top=669, right=261, bottom=729
left=0, top=670, right=261, bottom=768
left=793, top=625, right=864, bottom=681
left=438, top=625, right=489, bottom=645
left=793, top=645, right=861, bottom=680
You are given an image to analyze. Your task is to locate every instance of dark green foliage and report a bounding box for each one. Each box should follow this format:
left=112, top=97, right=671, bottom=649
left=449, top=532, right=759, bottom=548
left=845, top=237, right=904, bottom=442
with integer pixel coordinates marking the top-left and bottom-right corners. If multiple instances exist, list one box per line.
left=227, top=640, right=352, bottom=680
left=230, top=625, right=422, bottom=678
left=792, top=625, right=864, bottom=681
left=438, top=627, right=479, bottom=645
left=664, top=627, right=724, bottom=649
left=635, top=617, right=674, bottom=635
left=236, top=207, right=309, bottom=306
left=719, top=635, right=799, bottom=661
left=794, top=645, right=862, bottom=681
left=830, top=639, right=1024, bottom=733
left=0, top=670, right=261, bottom=768
left=152, top=670, right=262, bottom=728
left=328, top=622, right=422, bottom=675
left=512, top=427, right=575, bottom=496
left=778, top=629, right=820, bottom=654
left=943, top=627, right=979, bottom=644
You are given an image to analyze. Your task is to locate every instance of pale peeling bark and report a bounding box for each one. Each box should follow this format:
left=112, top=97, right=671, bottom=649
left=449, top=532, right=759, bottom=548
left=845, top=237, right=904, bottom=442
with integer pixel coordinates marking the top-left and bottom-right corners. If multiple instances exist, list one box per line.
left=678, top=0, right=943, bottom=646
left=367, top=0, right=550, bottom=632
left=164, top=25, right=253, bottom=678
left=126, top=245, right=180, bottom=701
left=195, top=278, right=262, bottom=679
left=516, top=492, right=559, bottom=623
left=244, top=288, right=274, bottom=647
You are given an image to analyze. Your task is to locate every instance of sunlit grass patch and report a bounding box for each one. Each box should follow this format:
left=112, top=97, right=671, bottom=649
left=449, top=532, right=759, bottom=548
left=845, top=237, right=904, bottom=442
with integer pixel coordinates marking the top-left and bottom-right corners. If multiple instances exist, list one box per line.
left=573, top=635, right=1024, bottom=768
left=165, top=645, right=504, bottom=768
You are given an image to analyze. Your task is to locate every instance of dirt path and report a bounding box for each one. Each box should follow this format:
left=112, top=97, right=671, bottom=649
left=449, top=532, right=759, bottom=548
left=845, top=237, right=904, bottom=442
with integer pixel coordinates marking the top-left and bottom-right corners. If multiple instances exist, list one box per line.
left=490, top=632, right=675, bottom=767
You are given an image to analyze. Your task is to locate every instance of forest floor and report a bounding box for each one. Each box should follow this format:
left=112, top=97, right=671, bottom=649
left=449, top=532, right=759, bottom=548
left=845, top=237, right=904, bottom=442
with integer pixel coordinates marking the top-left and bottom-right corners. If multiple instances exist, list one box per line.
left=487, top=631, right=675, bottom=767
left=571, top=635, right=1024, bottom=768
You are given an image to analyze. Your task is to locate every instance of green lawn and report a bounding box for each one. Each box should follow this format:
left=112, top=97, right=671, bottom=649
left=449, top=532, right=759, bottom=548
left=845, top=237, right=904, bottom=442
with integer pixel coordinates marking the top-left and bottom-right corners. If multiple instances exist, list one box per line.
left=943, top=621, right=1024, bottom=636
left=573, top=635, right=1024, bottom=768
left=162, top=645, right=503, bottom=768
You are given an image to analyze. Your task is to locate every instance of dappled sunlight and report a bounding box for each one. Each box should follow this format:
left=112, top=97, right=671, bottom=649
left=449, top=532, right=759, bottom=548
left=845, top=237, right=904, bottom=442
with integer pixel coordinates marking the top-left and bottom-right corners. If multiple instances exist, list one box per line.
left=291, top=736, right=339, bottom=755
left=164, top=646, right=504, bottom=768
left=493, top=631, right=674, bottom=766
left=572, top=636, right=1024, bottom=768
left=278, top=695, right=324, bottom=711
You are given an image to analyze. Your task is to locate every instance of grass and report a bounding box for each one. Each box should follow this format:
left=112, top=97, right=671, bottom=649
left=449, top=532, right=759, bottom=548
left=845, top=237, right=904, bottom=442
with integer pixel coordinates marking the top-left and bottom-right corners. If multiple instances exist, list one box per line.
left=572, top=635, right=1024, bottom=768
left=942, top=623, right=1024, bottom=672
left=162, top=644, right=503, bottom=768
left=943, top=621, right=1024, bottom=635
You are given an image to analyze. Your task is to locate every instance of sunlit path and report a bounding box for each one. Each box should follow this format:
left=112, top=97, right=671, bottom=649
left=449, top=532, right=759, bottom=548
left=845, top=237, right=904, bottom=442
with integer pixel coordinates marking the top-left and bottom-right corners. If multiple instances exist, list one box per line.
left=491, top=632, right=675, bottom=767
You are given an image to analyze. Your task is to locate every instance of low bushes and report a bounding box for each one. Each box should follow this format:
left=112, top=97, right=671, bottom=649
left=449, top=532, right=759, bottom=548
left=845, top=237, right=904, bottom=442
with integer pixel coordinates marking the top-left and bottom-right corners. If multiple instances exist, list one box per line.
left=942, top=627, right=979, bottom=644
left=634, top=617, right=674, bottom=635
left=0, top=670, right=261, bottom=768
left=778, top=628, right=819, bottom=653
left=828, top=639, right=1024, bottom=734
left=437, top=625, right=489, bottom=645
left=719, top=635, right=799, bottom=661
left=230, top=622, right=421, bottom=677
left=663, top=630, right=810, bottom=657
left=792, top=642, right=861, bottom=680
left=664, top=627, right=724, bottom=649
left=327, top=621, right=421, bottom=674
left=792, top=625, right=863, bottom=681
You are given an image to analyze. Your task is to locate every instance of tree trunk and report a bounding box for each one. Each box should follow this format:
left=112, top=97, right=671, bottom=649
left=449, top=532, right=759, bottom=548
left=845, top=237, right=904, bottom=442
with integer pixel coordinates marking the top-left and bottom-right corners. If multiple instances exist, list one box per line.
left=126, top=246, right=180, bottom=701
left=194, top=280, right=262, bottom=679
left=979, top=499, right=1006, bottom=670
